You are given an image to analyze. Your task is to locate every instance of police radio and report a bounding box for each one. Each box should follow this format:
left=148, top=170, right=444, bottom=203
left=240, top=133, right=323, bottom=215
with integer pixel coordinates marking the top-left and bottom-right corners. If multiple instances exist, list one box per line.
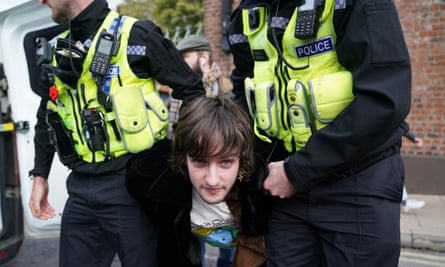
left=90, top=30, right=115, bottom=77
left=295, top=0, right=324, bottom=39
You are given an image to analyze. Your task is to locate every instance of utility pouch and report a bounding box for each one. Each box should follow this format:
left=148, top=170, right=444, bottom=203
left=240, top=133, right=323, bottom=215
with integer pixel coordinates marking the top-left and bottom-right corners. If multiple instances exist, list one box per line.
left=46, top=109, right=77, bottom=165
left=111, top=86, right=165, bottom=153
left=245, top=78, right=272, bottom=143
left=286, top=79, right=313, bottom=150
left=244, top=77, right=256, bottom=118
left=308, top=71, right=354, bottom=130
left=111, top=85, right=153, bottom=153
left=243, top=7, right=266, bottom=35
left=81, top=108, right=106, bottom=152
left=249, top=80, right=280, bottom=137
left=143, top=91, right=168, bottom=141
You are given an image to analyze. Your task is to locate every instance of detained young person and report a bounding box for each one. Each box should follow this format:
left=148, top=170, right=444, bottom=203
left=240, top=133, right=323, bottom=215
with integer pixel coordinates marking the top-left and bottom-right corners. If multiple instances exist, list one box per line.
left=126, top=95, right=268, bottom=267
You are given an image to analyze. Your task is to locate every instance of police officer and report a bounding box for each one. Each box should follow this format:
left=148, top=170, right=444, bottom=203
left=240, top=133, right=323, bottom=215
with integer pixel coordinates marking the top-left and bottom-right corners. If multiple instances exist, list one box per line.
left=28, top=0, right=204, bottom=266
left=228, top=0, right=411, bottom=266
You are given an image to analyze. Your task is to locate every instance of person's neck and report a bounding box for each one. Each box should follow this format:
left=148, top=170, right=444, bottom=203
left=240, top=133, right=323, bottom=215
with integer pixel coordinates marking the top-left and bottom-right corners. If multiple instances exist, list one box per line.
left=69, top=0, right=109, bottom=41
left=69, top=0, right=95, bottom=19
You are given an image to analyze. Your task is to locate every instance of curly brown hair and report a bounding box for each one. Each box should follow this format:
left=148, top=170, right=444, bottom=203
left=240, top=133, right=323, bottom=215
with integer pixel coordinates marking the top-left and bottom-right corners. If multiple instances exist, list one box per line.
left=171, top=95, right=255, bottom=181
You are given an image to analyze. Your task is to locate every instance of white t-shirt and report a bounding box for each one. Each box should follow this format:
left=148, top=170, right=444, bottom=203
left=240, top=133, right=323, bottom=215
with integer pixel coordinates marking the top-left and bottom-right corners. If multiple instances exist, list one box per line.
left=190, top=189, right=238, bottom=248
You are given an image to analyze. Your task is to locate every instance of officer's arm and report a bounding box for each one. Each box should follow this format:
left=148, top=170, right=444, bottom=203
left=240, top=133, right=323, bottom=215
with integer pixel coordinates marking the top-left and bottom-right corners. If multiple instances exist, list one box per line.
left=228, top=6, right=255, bottom=112
left=284, top=0, right=411, bottom=192
left=130, top=20, right=205, bottom=106
left=30, top=97, right=55, bottom=179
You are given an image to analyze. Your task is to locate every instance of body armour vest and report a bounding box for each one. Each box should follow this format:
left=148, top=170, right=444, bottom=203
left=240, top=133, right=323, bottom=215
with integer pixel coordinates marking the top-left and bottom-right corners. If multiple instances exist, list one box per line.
left=47, top=11, right=168, bottom=163
left=242, top=0, right=354, bottom=152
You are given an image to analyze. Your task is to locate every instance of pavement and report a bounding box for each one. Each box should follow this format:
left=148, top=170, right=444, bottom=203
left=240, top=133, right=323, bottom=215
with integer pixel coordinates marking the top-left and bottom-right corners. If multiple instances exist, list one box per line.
left=400, top=194, right=445, bottom=252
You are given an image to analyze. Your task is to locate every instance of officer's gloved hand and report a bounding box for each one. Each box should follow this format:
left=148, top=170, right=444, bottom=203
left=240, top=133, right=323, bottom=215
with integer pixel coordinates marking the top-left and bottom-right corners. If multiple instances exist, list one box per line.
left=54, top=38, right=86, bottom=88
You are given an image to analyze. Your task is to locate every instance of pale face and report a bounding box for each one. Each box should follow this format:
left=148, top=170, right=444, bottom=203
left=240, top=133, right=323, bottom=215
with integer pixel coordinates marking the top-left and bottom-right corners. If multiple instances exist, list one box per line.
left=182, top=50, right=201, bottom=73
left=40, top=0, right=84, bottom=24
left=181, top=50, right=211, bottom=75
left=187, top=152, right=240, bottom=204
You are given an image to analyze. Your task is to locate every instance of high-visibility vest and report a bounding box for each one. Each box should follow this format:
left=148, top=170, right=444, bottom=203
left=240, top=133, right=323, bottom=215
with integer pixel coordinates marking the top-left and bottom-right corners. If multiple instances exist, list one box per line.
left=47, top=11, right=168, bottom=163
left=242, top=0, right=354, bottom=152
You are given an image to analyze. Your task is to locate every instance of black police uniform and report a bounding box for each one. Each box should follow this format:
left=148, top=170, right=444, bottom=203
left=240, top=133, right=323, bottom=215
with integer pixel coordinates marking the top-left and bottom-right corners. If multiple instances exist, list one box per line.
left=29, top=0, right=204, bottom=266
left=228, top=0, right=411, bottom=266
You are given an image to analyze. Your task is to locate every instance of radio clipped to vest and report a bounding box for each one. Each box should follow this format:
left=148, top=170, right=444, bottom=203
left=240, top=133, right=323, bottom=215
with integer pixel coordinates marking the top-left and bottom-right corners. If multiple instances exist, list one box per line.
left=90, top=31, right=115, bottom=77
left=295, top=0, right=324, bottom=39
left=90, top=15, right=122, bottom=108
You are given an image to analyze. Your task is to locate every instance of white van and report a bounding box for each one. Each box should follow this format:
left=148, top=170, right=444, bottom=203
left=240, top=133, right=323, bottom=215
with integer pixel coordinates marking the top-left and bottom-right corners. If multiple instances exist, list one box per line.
left=0, top=0, right=70, bottom=263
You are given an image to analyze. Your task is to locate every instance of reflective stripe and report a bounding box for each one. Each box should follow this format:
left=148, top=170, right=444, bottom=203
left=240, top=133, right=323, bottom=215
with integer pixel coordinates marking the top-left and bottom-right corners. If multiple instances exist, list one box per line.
left=270, top=16, right=289, bottom=29
left=0, top=122, right=14, bottom=132
left=229, top=34, right=248, bottom=45
left=335, top=0, right=347, bottom=9
left=109, top=15, right=126, bottom=35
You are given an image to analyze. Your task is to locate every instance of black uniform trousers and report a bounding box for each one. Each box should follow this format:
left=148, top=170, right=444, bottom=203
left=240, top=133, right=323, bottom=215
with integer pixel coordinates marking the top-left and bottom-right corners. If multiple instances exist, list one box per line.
left=266, top=153, right=404, bottom=267
left=59, top=170, right=157, bottom=267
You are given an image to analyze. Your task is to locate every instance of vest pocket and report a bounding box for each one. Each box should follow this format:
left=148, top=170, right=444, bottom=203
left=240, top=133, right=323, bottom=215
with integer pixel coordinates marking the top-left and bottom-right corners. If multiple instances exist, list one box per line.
left=244, top=78, right=280, bottom=137
left=286, top=79, right=312, bottom=150
left=111, top=85, right=155, bottom=153
left=144, top=91, right=168, bottom=141
left=308, top=71, right=354, bottom=130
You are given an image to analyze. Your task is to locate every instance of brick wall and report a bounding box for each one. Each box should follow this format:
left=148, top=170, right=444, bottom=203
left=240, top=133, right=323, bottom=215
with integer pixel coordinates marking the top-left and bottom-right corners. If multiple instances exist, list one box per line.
left=203, top=0, right=445, bottom=158
left=395, top=0, right=445, bottom=157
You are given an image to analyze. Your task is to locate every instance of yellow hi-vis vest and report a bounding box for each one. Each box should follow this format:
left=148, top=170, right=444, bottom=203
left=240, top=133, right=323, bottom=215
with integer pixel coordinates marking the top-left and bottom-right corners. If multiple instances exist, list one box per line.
left=242, top=0, right=354, bottom=152
left=47, top=11, right=168, bottom=163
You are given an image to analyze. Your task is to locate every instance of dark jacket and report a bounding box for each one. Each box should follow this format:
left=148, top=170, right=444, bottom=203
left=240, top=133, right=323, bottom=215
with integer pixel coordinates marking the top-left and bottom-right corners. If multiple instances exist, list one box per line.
left=30, top=0, right=204, bottom=178
left=228, top=0, right=411, bottom=192
left=125, top=140, right=267, bottom=267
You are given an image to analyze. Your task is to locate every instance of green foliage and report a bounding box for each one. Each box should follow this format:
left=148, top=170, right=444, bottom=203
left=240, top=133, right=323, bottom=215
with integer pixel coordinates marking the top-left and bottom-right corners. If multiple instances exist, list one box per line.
left=118, top=0, right=154, bottom=20
left=117, top=0, right=203, bottom=40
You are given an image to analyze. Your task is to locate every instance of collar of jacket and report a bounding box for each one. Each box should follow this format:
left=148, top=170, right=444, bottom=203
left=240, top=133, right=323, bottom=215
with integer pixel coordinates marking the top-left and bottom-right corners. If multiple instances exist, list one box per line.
left=69, top=0, right=109, bottom=42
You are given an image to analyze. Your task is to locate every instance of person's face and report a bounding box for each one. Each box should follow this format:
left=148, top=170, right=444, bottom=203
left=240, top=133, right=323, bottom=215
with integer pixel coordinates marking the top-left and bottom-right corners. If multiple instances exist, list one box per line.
left=187, top=148, right=240, bottom=204
left=40, top=0, right=72, bottom=24
left=182, top=50, right=201, bottom=73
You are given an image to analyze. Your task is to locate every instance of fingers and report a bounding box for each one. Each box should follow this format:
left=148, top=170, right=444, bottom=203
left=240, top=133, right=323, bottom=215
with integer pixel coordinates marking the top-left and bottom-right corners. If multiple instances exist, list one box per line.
left=29, top=196, right=56, bottom=220
left=263, top=162, right=296, bottom=199
left=39, top=203, right=56, bottom=220
left=29, top=177, right=56, bottom=220
left=29, top=197, right=40, bottom=218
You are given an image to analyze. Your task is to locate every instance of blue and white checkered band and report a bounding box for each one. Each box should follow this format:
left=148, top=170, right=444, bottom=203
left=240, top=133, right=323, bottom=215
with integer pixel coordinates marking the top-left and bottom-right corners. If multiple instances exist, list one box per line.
left=84, top=15, right=126, bottom=50
left=270, top=16, right=289, bottom=30
left=229, top=34, right=248, bottom=45
left=335, top=0, right=347, bottom=9
left=294, top=36, right=334, bottom=57
left=109, top=16, right=126, bottom=36
left=127, top=45, right=146, bottom=55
